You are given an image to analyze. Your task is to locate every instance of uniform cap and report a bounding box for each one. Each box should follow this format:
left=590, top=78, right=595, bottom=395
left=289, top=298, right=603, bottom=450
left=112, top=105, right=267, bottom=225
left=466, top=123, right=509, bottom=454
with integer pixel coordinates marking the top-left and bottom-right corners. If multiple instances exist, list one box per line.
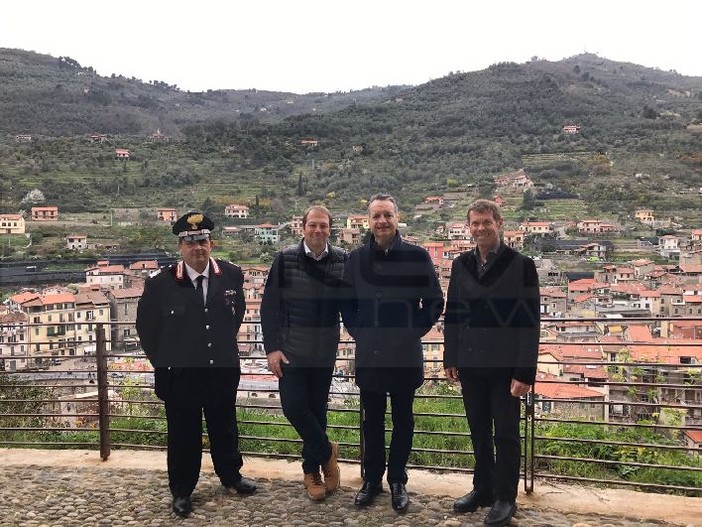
left=172, top=211, right=214, bottom=238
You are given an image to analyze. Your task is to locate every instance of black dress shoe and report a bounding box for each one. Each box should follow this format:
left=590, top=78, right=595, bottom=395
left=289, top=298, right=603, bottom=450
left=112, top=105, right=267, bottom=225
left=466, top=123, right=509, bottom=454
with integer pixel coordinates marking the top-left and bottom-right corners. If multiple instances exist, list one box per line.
left=225, top=476, right=257, bottom=494
left=354, top=481, right=383, bottom=507
left=484, top=500, right=517, bottom=526
left=453, top=490, right=495, bottom=513
left=389, top=482, right=409, bottom=513
left=172, top=495, right=192, bottom=517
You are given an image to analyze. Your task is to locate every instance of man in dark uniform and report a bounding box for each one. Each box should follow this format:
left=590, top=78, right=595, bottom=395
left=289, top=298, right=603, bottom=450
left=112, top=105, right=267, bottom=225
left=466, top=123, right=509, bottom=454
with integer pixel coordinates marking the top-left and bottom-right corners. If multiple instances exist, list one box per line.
left=342, top=194, right=444, bottom=513
left=136, top=211, right=256, bottom=518
left=261, top=205, right=347, bottom=501
left=444, top=199, right=540, bottom=527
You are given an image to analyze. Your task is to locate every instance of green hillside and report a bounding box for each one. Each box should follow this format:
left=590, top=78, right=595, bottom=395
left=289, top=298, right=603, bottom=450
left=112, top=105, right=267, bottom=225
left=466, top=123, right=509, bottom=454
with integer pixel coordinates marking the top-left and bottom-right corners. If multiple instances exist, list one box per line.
left=1, top=49, right=701, bottom=230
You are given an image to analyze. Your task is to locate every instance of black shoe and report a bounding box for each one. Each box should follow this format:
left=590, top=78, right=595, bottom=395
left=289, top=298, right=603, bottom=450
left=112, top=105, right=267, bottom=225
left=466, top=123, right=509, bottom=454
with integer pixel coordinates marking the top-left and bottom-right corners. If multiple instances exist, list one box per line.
left=484, top=500, right=517, bottom=526
left=354, top=481, right=383, bottom=507
left=390, top=482, right=409, bottom=513
left=172, top=495, right=192, bottom=517
left=225, top=476, right=257, bottom=495
left=453, top=490, right=495, bottom=513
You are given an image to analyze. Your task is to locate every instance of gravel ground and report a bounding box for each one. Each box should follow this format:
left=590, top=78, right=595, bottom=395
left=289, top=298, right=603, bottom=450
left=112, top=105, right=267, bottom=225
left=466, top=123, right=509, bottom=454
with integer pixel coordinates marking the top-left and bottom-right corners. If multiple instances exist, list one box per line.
left=0, top=464, right=692, bottom=527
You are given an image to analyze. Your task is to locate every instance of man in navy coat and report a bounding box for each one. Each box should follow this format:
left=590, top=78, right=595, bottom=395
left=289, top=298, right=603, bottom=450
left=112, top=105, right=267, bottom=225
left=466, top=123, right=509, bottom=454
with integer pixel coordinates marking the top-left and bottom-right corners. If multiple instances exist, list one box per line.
left=444, top=199, right=540, bottom=527
left=137, top=211, right=256, bottom=517
left=342, top=194, right=444, bottom=513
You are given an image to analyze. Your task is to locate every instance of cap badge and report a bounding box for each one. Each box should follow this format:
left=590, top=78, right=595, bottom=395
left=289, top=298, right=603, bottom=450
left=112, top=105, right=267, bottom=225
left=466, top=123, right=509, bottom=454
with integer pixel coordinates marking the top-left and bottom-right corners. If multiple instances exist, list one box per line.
left=187, top=213, right=204, bottom=230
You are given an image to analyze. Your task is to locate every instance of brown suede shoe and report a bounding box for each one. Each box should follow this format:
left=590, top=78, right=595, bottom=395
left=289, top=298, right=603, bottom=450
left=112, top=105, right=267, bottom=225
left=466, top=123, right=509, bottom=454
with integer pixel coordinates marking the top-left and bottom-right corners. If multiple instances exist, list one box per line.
left=304, top=472, right=326, bottom=501
left=322, top=441, right=340, bottom=492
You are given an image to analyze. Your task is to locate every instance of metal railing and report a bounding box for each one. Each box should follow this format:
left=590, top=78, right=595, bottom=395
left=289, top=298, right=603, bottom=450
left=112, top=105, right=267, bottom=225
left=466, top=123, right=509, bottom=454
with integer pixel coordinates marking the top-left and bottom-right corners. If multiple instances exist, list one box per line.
left=1, top=318, right=700, bottom=495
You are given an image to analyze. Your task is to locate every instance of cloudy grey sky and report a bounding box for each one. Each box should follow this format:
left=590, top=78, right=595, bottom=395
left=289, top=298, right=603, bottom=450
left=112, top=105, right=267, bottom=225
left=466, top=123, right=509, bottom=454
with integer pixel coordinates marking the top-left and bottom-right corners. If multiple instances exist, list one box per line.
left=3, top=0, right=701, bottom=94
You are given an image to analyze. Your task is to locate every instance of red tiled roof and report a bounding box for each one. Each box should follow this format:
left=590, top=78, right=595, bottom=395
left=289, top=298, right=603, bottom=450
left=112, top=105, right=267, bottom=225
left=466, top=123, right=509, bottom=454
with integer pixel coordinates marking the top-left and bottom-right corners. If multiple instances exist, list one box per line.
left=625, top=325, right=653, bottom=342
left=109, top=287, right=144, bottom=299
left=541, top=286, right=567, bottom=298
left=10, top=291, right=41, bottom=304
left=684, top=429, right=702, bottom=443
left=129, top=260, right=159, bottom=270
left=629, top=341, right=702, bottom=363
left=573, top=293, right=595, bottom=304
left=534, top=377, right=605, bottom=399
left=86, top=264, right=126, bottom=274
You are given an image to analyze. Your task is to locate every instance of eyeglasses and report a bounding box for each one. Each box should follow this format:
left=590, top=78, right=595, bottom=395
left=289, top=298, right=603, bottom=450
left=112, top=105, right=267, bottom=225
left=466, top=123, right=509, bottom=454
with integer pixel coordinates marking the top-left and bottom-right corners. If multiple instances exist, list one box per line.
left=181, top=236, right=210, bottom=246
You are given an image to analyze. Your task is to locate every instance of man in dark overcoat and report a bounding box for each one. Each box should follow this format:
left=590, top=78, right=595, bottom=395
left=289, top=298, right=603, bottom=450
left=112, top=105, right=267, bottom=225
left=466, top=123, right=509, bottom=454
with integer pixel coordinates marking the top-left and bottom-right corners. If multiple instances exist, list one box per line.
left=444, top=199, right=540, bottom=527
left=342, top=194, right=444, bottom=513
left=136, top=211, right=256, bottom=517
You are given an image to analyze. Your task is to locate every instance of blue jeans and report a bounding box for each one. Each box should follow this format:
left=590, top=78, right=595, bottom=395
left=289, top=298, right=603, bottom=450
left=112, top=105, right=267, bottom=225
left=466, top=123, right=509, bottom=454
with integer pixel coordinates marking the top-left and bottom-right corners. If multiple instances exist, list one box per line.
left=278, top=365, right=334, bottom=474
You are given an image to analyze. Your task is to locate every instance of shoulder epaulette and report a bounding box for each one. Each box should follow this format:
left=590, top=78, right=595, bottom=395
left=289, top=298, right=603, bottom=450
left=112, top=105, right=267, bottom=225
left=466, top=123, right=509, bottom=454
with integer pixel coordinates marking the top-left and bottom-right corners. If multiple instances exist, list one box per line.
left=217, top=258, right=240, bottom=271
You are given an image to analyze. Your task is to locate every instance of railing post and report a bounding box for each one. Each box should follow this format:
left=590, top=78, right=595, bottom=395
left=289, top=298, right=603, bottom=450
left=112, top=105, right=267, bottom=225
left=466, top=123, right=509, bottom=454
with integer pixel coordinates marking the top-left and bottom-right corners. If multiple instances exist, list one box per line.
left=523, top=388, right=535, bottom=494
left=96, top=324, right=111, bottom=461
left=359, top=400, right=365, bottom=479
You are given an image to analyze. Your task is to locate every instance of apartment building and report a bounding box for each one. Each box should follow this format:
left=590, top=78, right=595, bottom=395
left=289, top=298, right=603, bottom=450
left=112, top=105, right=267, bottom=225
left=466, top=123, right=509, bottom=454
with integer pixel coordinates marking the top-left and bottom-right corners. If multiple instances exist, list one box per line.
left=0, top=311, right=29, bottom=371
left=66, top=234, right=88, bottom=251
left=106, top=287, right=143, bottom=350
left=346, top=215, right=369, bottom=230
left=156, top=208, right=177, bottom=222
left=254, top=224, right=280, bottom=244
left=73, top=291, right=111, bottom=355
left=225, top=204, right=250, bottom=219
left=85, top=262, right=127, bottom=289
left=0, top=214, right=25, bottom=234
left=519, top=221, right=553, bottom=237
left=289, top=215, right=303, bottom=236
left=31, top=206, right=58, bottom=221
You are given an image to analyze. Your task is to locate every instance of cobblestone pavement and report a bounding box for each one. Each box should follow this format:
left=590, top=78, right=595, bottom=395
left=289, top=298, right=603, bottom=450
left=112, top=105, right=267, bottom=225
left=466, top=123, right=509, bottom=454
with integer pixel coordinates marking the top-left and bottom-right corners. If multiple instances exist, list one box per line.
left=0, top=463, right=695, bottom=527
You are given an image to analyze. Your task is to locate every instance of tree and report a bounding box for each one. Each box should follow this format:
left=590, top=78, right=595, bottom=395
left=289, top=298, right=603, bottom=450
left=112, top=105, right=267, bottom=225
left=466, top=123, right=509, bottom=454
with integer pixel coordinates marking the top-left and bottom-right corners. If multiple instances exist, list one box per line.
left=201, top=197, right=216, bottom=217
left=521, top=189, right=536, bottom=211
left=0, top=373, right=53, bottom=438
left=20, top=189, right=45, bottom=206
left=642, top=105, right=659, bottom=120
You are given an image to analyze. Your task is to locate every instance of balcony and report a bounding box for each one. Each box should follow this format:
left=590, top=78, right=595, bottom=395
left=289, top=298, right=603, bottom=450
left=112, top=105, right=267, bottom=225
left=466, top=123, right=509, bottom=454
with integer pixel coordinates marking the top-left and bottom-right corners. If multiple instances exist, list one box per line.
left=46, top=326, right=66, bottom=337
left=0, top=318, right=700, bottom=524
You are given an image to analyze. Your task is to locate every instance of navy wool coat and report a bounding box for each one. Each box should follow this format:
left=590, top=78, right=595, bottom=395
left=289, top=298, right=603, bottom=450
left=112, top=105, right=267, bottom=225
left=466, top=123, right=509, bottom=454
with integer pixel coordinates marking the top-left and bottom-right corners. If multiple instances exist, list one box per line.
left=443, top=246, right=540, bottom=384
left=342, top=233, right=444, bottom=393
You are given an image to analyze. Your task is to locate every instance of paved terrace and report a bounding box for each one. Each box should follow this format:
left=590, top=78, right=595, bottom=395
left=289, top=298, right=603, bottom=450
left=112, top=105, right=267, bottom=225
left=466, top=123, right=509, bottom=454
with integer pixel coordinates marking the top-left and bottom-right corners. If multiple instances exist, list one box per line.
left=0, top=449, right=698, bottom=527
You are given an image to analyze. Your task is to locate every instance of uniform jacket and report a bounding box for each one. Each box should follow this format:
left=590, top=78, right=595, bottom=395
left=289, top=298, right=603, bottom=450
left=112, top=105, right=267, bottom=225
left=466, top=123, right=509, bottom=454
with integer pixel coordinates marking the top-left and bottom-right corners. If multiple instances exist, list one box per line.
left=341, top=232, right=444, bottom=392
left=260, top=241, right=347, bottom=367
left=443, top=245, right=540, bottom=384
left=136, top=258, right=246, bottom=406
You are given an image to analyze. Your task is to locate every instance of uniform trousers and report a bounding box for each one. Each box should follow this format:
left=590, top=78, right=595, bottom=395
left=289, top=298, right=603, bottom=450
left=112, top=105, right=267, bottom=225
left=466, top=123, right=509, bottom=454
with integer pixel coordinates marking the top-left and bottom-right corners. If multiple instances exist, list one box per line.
left=165, top=398, right=243, bottom=497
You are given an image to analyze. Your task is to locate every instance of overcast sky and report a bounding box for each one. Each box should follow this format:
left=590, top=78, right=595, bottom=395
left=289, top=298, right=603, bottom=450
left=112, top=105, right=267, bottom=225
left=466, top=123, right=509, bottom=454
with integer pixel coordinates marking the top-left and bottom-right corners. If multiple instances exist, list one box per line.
left=3, top=1, right=701, bottom=94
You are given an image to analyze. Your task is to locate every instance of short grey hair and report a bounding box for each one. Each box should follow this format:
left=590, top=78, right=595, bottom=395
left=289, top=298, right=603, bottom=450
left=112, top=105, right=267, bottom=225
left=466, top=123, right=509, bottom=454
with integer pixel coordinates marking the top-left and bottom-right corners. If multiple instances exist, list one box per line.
left=368, top=193, right=398, bottom=214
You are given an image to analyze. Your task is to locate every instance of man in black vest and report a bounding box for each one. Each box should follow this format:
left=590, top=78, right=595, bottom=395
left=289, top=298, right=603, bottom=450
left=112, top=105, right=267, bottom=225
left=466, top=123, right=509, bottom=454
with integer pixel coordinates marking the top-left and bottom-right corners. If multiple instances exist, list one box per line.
left=261, top=205, right=347, bottom=501
left=444, top=199, right=540, bottom=527
left=342, top=194, right=444, bottom=513
left=136, top=211, right=256, bottom=518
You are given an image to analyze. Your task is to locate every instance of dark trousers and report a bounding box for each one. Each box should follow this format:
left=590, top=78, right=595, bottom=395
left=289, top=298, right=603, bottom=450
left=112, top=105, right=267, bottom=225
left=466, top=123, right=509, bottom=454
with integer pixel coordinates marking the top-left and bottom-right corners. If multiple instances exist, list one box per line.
left=360, top=388, right=415, bottom=484
left=459, top=368, right=521, bottom=502
left=165, top=398, right=243, bottom=497
left=278, top=366, right=334, bottom=474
